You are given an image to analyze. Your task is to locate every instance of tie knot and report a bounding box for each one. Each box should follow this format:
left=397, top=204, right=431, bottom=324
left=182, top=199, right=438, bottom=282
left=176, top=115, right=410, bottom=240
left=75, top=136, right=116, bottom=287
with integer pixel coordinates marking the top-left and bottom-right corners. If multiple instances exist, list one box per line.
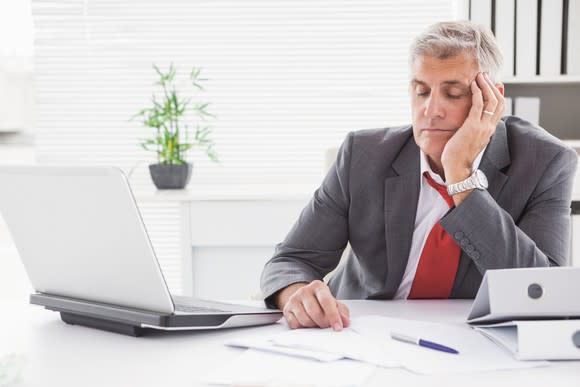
left=423, top=172, right=454, bottom=208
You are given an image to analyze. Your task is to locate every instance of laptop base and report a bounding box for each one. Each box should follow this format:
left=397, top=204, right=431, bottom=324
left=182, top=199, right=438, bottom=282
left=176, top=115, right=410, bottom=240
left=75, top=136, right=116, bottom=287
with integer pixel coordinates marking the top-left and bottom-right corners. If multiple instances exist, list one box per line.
left=60, top=311, right=146, bottom=337
left=30, top=292, right=283, bottom=335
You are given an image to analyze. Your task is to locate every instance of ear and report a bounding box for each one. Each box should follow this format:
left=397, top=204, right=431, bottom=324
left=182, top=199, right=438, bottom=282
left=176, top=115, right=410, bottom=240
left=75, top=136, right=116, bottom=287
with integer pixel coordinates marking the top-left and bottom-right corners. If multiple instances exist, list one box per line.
left=495, top=82, right=505, bottom=96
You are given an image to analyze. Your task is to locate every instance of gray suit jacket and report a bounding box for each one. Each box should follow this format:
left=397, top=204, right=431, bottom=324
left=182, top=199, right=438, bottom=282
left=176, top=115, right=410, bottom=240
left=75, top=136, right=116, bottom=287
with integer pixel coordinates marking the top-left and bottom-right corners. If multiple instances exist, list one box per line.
left=261, top=116, right=578, bottom=303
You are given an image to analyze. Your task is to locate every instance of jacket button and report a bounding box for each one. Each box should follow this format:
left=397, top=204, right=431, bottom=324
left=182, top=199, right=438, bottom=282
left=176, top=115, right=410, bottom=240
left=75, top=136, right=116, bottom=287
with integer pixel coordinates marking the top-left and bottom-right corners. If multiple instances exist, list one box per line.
left=460, top=238, right=469, bottom=246
left=454, top=232, right=464, bottom=240
left=465, top=244, right=475, bottom=252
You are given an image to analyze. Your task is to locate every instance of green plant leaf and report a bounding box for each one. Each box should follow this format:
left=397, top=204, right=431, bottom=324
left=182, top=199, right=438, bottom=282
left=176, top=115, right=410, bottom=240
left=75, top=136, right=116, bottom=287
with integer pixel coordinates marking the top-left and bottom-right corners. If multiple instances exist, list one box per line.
left=133, top=63, right=219, bottom=165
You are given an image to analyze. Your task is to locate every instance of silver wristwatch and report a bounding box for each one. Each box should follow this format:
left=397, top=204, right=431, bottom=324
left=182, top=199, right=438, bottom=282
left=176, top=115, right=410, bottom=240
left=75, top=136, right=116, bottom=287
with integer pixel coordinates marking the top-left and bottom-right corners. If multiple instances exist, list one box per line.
left=447, top=169, right=488, bottom=196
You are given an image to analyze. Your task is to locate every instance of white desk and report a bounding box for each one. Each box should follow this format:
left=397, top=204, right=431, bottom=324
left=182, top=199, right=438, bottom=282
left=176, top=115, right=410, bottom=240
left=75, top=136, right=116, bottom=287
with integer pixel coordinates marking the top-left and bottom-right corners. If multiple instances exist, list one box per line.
left=1, top=299, right=579, bottom=387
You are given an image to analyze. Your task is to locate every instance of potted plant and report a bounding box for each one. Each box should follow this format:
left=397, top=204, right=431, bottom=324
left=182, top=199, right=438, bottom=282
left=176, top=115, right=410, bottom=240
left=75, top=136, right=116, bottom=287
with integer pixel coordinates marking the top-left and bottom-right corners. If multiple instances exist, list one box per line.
left=132, top=64, right=218, bottom=189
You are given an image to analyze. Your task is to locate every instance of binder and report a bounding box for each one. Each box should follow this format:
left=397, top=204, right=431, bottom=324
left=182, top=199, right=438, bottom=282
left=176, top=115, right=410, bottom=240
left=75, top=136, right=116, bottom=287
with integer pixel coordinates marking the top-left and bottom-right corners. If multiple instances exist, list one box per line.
left=467, top=267, right=580, bottom=324
left=539, top=0, right=563, bottom=75
left=474, top=320, right=580, bottom=360
left=467, top=267, right=580, bottom=360
left=516, top=0, right=538, bottom=77
left=514, top=96, right=540, bottom=125
left=470, top=0, right=492, bottom=30
left=495, top=0, right=516, bottom=78
left=568, top=0, right=580, bottom=74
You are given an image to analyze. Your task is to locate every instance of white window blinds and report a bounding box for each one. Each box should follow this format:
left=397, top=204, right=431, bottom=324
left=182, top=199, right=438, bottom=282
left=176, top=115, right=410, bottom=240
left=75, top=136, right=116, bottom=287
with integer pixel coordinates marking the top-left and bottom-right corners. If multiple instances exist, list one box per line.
left=32, top=0, right=457, bottom=191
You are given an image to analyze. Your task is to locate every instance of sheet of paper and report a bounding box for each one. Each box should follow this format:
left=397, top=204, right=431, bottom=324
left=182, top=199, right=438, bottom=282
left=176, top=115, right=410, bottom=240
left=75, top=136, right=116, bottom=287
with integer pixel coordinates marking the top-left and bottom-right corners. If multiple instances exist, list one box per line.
left=270, top=326, right=401, bottom=367
left=226, top=326, right=401, bottom=367
left=227, top=335, right=344, bottom=362
left=349, top=315, right=549, bottom=374
left=223, top=315, right=549, bottom=376
left=203, top=349, right=376, bottom=387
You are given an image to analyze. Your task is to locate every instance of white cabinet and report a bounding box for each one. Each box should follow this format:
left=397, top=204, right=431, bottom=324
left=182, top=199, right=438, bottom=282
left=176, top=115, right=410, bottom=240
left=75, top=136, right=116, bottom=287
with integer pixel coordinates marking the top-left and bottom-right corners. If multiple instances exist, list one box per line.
left=188, top=199, right=310, bottom=299
left=135, top=188, right=312, bottom=299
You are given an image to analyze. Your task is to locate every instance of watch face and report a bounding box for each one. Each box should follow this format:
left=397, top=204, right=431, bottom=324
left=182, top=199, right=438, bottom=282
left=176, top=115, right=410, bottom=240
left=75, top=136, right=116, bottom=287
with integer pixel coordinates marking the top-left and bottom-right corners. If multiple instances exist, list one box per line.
left=475, top=170, right=488, bottom=188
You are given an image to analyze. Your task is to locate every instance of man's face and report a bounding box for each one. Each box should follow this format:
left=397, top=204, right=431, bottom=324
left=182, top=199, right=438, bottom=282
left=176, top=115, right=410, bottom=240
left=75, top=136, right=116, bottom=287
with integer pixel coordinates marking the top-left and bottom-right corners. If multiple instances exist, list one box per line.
left=410, top=54, right=478, bottom=162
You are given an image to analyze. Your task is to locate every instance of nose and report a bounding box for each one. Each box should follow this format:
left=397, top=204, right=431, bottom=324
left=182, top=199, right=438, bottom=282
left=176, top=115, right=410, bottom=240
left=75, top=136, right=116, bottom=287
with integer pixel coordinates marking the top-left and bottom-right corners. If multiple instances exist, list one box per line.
left=423, top=93, right=444, bottom=119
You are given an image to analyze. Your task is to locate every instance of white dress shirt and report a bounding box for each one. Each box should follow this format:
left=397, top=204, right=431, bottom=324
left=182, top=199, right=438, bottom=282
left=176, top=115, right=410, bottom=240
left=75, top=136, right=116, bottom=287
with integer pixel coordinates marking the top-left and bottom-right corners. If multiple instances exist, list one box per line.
left=393, top=148, right=486, bottom=299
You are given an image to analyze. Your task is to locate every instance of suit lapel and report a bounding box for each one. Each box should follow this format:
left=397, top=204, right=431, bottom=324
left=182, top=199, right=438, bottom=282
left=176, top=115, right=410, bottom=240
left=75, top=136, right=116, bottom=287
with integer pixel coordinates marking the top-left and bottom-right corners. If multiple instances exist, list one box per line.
left=452, top=119, right=511, bottom=294
left=383, top=135, right=421, bottom=297
left=480, top=119, right=510, bottom=197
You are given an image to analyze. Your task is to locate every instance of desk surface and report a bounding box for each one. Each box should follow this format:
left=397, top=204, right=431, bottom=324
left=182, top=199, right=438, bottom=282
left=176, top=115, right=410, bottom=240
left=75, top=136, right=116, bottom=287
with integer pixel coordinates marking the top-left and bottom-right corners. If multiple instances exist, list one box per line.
left=1, top=299, right=579, bottom=387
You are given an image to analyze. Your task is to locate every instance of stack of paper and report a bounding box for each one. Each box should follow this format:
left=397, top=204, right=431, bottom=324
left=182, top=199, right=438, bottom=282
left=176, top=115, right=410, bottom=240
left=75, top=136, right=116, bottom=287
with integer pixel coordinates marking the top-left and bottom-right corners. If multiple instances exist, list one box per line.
left=203, top=315, right=549, bottom=385
left=228, top=326, right=400, bottom=367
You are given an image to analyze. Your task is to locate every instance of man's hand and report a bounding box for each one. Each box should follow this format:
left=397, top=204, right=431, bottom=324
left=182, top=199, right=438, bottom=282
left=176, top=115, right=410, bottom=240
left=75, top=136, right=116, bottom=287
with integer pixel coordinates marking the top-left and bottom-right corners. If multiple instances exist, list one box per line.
left=441, top=72, right=504, bottom=203
left=275, top=280, right=350, bottom=331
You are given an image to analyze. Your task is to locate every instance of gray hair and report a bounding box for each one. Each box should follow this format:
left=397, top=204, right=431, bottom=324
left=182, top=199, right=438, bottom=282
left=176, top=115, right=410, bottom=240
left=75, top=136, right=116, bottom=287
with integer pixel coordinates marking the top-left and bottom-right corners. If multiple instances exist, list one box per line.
left=410, top=21, right=503, bottom=82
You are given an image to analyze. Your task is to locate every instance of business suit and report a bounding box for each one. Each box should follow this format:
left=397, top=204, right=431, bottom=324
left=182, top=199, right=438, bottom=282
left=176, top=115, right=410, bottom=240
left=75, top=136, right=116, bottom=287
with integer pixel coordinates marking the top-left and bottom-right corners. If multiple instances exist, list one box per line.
left=261, top=116, right=578, bottom=302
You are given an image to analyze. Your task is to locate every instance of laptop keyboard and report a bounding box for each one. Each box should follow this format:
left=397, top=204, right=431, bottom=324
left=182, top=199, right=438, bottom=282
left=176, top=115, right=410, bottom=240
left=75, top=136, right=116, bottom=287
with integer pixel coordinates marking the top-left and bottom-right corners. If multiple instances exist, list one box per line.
left=174, top=304, right=230, bottom=313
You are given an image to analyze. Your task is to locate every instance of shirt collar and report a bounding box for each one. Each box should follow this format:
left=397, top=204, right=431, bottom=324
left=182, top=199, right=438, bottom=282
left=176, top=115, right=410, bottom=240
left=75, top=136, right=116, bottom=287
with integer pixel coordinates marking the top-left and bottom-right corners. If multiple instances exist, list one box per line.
left=420, top=146, right=487, bottom=186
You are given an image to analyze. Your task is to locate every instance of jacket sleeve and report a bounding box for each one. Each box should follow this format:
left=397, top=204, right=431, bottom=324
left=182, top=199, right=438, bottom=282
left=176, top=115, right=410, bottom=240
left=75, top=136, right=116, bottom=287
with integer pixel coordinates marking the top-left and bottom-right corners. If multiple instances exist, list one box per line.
left=441, top=146, right=578, bottom=272
left=260, top=132, right=354, bottom=306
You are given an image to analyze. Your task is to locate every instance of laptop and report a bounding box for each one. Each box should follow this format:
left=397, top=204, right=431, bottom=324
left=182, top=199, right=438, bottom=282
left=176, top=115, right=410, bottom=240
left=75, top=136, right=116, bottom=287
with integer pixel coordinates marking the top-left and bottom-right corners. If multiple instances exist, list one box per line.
left=0, top=166, right=282, bottom=336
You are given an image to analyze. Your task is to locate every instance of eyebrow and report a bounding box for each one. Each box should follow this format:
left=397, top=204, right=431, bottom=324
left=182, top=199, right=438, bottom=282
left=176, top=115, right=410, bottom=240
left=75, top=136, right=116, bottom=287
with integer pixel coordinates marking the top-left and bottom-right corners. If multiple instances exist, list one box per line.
left=411, top=79, right=470, bottom=89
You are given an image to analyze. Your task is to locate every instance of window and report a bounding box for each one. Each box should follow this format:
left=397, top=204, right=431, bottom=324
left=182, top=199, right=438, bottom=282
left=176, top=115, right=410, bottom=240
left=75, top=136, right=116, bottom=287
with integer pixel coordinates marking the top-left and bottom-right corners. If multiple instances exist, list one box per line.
left=33, top=0, right=460, bottom=191
left=0, top=0, right=33, bottom=131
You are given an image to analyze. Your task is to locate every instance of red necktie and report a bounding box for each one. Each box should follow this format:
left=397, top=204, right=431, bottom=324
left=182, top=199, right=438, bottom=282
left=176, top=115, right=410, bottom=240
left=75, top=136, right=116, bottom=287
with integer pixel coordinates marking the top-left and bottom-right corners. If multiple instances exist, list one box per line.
left=408, top=172, right=460, bottom=299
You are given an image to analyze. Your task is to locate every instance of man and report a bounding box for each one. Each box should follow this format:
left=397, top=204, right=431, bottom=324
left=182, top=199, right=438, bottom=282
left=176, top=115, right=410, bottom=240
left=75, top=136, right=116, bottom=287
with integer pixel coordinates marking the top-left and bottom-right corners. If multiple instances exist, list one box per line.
left=260, top=21, right=578, bottom=331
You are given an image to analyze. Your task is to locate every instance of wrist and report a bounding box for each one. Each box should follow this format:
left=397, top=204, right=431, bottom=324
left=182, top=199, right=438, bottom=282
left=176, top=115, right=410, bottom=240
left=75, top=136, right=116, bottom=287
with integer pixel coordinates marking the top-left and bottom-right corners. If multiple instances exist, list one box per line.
left=274, top=282, right=308, bottom=310
left=446, top=169, right=488, bottom=206
left=444, top=166, right=472, bottom=185
left=451, top=190, right=472, bottom=206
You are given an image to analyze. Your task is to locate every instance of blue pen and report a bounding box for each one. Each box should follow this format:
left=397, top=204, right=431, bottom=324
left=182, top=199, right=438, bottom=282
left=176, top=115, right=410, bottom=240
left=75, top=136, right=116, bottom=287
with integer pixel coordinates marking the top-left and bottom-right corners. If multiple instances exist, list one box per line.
left=390, top=332, right=459, bottom=354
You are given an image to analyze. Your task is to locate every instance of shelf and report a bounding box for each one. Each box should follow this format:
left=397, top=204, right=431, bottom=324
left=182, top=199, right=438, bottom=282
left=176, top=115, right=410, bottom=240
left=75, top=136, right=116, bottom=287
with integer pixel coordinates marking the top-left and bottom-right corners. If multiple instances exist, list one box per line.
left=503, top=75, right=580, bottom=84
left=132, top=183, right=315, bottom=202
left=562, top=140, right=580, bottom=150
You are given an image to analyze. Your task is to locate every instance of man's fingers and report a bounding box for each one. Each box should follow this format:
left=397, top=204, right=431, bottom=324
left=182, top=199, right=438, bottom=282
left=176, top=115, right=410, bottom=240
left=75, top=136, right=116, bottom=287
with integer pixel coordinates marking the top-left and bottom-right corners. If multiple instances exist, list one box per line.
left=285, top=310, right=301, bottom=329
left=337, top=301, right=351, bottom=328
left=283, top=286, right=318, bottom=329
left=282, top=280, right=344, bottom=330
left=468, top=77, right=484, bottom=120
left=301, top=296, right=327, bottom=328
left=313, top=282, right=343, bottom=331
left=290, top=306, right=318, bottom=328
left=476, top=73, right=498, bottom=120
left=485, top=74, right=505, bottom=122
left=284, top=300, right=317, bottom=328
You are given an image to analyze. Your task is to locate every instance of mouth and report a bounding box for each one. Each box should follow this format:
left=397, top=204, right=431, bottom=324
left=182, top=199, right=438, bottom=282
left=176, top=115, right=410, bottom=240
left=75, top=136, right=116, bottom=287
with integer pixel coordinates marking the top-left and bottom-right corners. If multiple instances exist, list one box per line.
left=421, top=128, right=454, bottom=133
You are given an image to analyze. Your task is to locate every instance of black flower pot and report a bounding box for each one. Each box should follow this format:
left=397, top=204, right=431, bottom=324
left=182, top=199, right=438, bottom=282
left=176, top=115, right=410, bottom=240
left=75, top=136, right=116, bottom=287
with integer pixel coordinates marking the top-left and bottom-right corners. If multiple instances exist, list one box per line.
left=149, top=163, right=192, bottom=189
